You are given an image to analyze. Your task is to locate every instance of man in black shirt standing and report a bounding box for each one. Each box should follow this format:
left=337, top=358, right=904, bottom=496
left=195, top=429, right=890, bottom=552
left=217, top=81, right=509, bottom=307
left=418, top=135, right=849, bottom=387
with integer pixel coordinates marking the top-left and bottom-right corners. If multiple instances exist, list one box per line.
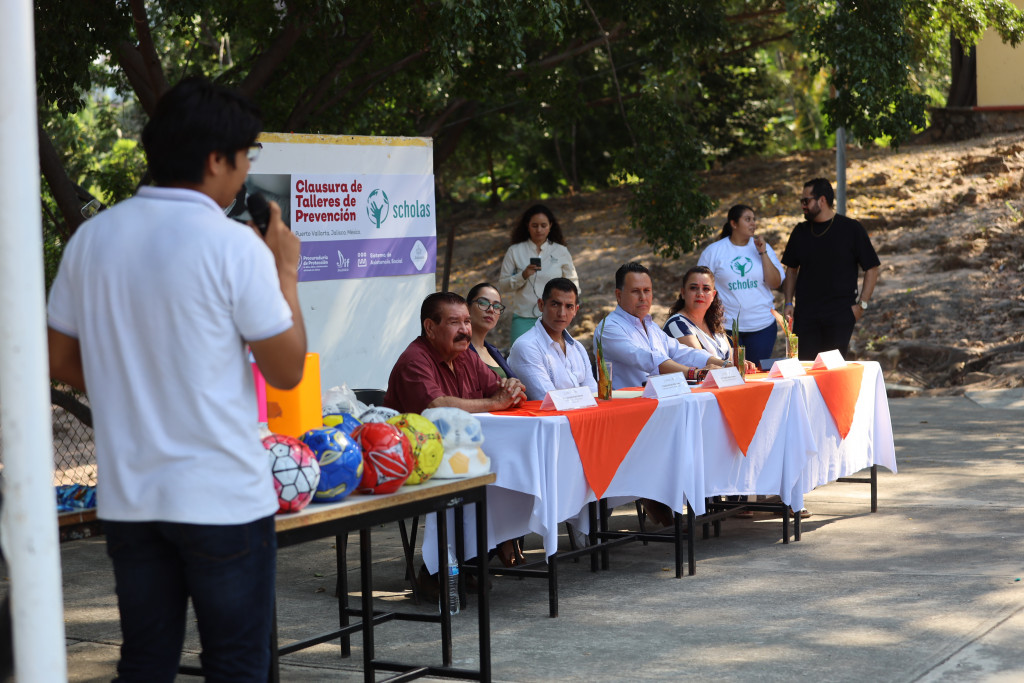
left=781, top=178, right=880, bottom=360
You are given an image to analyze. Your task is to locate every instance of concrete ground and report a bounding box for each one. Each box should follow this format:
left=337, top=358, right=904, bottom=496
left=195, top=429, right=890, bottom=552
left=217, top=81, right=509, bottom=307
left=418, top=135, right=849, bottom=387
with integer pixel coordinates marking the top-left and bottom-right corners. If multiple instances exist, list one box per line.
left=47, top=393, right=1024, bottom=681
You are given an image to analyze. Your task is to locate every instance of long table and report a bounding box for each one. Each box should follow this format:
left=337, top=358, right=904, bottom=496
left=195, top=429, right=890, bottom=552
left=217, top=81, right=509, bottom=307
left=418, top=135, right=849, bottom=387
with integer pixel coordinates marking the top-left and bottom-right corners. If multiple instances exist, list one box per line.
left=179, top=474, right=496, bottom=683
left=423, top=361, right=895, bottom=581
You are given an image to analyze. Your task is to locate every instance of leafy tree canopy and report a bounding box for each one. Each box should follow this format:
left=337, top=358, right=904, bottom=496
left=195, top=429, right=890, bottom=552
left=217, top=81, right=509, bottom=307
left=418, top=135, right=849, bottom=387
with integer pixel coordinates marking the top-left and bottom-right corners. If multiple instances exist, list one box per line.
left=34, top=0, right=1024, bottom=261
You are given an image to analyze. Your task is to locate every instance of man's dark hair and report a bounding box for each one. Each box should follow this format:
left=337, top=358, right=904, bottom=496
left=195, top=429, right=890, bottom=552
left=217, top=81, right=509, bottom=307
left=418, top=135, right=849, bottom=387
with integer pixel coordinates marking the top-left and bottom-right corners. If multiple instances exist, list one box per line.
left=804, top=178, right=835, bottom=208
left=615, top=262, right=650, bottom=290
left=420, top=292, right=467, bottom=336
left=142, top=77, right=262, bottom=186
left=542, top=277, right=578, bottom=303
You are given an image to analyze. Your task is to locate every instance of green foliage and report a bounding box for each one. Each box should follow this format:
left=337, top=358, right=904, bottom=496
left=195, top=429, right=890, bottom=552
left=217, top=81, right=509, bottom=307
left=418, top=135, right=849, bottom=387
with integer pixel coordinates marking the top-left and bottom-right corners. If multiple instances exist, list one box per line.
left=40, top=98, right=147, bottom=289
left=31, top=0, right=1024, bottom=264
left=625, top=97, right=716, bottom=260
left=799, top=0, right=1024, bottom=147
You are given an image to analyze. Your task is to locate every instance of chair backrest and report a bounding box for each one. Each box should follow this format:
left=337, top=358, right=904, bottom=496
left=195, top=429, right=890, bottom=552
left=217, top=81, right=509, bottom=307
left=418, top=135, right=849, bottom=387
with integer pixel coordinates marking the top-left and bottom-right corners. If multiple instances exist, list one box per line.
left=353, top=389, right=387, bottom=407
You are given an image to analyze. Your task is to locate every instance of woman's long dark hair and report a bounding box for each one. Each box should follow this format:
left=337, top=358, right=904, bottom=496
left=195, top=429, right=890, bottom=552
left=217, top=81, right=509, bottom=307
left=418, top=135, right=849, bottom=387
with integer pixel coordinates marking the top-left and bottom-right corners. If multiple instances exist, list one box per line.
left=668, top=266, right=724, bottom=335
left=466, top=282, right=500, bottom=304
left=510, top=204, right=565, bottom=245
left=719, top=204, right=754, bottom=239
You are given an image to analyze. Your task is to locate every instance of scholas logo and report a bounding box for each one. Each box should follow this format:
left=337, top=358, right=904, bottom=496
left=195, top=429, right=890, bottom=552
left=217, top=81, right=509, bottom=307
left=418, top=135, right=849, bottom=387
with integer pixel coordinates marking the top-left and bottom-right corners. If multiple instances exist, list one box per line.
left=730, top=256, right=753, bottom=277
left=366, top=188, right=432, bottom=229
left=366, top=189, right=390, bottom=229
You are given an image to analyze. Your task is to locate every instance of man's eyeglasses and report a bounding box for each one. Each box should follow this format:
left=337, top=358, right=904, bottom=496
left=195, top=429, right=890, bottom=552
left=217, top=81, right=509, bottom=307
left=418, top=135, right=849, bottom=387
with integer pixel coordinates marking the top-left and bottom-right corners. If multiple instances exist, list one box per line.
left=473, top=298, right=506, bottom=313
left=799, top=196, right=817, bottom=206
left=246, top=143, right=263, bottom=162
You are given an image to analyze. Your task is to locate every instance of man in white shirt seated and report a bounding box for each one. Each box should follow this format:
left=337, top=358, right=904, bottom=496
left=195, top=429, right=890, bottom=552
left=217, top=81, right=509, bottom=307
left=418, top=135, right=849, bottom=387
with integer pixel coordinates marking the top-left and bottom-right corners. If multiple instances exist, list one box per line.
left=593, top=262, right=714, bottom=389
left=508, top=278, right=597, bottom=400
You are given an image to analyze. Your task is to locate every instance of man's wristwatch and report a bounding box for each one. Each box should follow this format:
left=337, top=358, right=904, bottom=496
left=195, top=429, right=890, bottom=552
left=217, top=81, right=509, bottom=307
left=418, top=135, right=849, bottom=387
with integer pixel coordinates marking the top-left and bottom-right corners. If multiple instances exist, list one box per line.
left=856, top=299, right=870, bottom=310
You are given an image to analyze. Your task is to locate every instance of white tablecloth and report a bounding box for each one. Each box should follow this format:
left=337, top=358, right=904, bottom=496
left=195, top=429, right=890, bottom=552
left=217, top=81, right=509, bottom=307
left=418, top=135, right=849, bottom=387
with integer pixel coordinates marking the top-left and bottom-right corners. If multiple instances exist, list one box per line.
left=423, top=377, right=825, bottom=573
left=788, top=361, right=897, bottom=494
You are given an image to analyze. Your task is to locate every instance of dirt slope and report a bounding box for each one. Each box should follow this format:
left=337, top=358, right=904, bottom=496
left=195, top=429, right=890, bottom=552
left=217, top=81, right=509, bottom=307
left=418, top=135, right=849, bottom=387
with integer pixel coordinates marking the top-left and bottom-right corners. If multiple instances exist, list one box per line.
left=437, top=132, right=1024, bottom=395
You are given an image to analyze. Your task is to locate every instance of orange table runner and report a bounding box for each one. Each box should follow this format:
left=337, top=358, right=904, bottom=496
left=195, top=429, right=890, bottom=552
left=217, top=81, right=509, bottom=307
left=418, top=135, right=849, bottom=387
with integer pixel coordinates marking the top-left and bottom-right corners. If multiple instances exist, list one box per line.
left=490, top=398, right=658, bottom=497
left=692, top=382, right=774, bottom=455
left=808, top=363, right=865, bottom=439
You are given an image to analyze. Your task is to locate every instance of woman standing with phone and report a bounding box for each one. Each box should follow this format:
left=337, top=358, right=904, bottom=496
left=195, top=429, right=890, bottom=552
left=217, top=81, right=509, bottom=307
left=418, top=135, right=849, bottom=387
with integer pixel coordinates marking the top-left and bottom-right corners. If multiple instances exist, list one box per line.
left=499, top=204, right=580, bottom=344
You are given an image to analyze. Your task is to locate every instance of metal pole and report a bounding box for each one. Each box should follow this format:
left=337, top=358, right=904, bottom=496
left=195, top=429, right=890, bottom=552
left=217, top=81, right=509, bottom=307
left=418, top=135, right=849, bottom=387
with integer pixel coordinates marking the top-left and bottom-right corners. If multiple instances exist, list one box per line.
left=835, top=126, right=847, bottom=215
left=0, top=1, right=69, bottom=681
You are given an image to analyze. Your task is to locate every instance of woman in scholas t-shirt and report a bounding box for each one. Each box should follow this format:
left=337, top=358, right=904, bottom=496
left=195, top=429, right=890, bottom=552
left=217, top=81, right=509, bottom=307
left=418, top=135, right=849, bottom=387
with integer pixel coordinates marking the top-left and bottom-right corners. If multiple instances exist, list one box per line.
left=697, top=204, right=785, bottom=366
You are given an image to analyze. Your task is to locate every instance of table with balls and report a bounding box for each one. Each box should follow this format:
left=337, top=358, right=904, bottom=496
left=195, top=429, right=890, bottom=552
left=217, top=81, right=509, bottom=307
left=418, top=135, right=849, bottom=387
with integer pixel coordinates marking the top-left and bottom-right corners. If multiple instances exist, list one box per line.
left=270, top=473, right=496, bottom=683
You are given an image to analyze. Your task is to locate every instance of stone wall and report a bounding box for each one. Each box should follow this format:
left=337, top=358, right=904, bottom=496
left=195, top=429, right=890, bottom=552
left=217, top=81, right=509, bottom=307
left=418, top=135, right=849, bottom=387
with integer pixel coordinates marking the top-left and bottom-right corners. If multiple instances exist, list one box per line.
left=925, top=107, right=1024, bottom=142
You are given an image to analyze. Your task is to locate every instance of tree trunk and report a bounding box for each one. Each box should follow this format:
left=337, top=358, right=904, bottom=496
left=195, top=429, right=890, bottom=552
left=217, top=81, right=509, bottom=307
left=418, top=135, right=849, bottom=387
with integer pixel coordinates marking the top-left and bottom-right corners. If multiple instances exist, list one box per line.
left=946, top=33, right=976, bottom=108
left=38, top=124, right=84, bottom=238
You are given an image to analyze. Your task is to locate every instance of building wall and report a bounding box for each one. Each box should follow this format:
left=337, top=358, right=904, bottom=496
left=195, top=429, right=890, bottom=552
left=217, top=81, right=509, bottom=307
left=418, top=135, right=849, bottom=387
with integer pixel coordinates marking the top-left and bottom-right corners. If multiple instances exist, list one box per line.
left=977, top=0, right=1024, bottom=107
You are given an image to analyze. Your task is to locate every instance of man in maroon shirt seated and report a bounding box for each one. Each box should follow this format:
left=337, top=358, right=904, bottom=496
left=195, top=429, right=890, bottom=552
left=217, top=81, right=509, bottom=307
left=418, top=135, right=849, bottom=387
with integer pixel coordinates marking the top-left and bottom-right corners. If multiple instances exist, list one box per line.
left=384, top=291, right=526, bottom=414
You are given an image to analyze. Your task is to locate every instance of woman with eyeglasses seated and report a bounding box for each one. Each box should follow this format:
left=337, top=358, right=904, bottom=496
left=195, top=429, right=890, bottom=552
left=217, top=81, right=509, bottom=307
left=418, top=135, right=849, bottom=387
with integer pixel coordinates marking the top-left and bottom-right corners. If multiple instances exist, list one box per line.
left=664, top=266, right=755, bottom=372
left=499, top=204, right=580, bottom=345
left=466, top=282, right=525, bottom=566
left=466, top=282, right=516, bottom=380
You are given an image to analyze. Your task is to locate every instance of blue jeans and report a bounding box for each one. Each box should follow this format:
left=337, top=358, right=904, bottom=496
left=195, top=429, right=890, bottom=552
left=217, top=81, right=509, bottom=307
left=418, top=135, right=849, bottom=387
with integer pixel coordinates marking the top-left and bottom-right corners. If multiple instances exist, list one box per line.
left=739, top=321, right=778, bottom=367
left=104, top=516, right=277, bottom=683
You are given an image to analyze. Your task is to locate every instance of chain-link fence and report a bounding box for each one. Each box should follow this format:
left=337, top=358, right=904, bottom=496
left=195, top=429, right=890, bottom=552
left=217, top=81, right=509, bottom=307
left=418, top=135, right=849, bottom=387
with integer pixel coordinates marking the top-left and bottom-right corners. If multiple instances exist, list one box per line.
left=0, top=386, right=97, bottom=487
left=50, top=388, right=96, bottom=487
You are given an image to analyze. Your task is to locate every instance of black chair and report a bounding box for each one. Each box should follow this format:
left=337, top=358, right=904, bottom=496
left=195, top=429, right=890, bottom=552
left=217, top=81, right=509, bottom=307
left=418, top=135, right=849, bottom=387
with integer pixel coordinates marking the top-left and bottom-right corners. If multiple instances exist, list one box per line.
left=353, top=388, right=386, bottom=407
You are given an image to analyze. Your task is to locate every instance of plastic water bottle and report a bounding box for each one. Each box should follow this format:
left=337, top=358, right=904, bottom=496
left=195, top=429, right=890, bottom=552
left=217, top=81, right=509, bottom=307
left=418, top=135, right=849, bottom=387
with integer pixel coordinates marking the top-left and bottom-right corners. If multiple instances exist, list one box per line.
left=442, top=547, right=460, bottom=615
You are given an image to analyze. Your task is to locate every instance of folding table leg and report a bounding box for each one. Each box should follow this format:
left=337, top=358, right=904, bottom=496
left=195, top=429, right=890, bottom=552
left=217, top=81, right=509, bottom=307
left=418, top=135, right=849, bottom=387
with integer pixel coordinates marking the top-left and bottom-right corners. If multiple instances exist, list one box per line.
left=673, top=511, right=683, bottom=579
left=870, top=464, right=878, bottom=512
left=548, top=552, right=559, bottom=619
left=588, top=502, right=599, bottom=573
left=599, top=499, right=611, bottom=571
left=336, top=532, right=351, bottom=657
left=686, top=506, right=696, bottom=576
left=474, top=489, right=492, bottom=682
left=359, top=528, right=374, bottom=683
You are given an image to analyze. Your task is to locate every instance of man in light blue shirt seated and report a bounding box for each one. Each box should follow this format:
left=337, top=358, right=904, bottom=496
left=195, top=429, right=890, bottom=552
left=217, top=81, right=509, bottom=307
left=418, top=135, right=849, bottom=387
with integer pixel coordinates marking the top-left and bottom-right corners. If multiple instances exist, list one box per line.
left=593, top=262, right=715, bottom=389
left=508, top=278, right=597, bottom=400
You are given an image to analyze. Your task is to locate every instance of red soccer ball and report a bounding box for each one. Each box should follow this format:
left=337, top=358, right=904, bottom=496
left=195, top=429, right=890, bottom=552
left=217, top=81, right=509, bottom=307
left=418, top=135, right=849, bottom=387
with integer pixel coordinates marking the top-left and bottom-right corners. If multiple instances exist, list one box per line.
left=263, top=434, right=320, bottom=513
left=352, top=422, right=413, bottom=494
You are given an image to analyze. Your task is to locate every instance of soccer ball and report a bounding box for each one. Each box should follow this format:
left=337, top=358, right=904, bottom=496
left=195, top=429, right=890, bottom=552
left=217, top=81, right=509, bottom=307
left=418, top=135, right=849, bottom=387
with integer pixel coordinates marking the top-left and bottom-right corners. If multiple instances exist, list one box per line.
left=421, top=407, right=491, bottom=479
left=359, top=405, right=400, bottom=423
left=386, top=413, right=444, bottom=485
left=263, top=434, right=320, bottom=513
left=323, top=411, right=362, bottom=436
left=300, top=426, right=364, bottom=503
left=352, top=422, right=413, bottom=494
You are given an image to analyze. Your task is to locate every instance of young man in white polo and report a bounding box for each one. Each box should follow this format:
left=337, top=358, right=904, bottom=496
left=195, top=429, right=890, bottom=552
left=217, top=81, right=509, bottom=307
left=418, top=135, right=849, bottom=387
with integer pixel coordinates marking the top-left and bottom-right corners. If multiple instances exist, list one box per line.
left=47, top=77, right=306, bottom=680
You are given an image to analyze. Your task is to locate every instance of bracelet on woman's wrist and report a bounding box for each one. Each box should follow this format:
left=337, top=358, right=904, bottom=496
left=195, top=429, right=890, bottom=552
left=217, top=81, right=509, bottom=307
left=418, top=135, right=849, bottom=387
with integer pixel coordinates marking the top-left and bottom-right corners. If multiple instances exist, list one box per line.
left=758, top=250, right=767, bottom=255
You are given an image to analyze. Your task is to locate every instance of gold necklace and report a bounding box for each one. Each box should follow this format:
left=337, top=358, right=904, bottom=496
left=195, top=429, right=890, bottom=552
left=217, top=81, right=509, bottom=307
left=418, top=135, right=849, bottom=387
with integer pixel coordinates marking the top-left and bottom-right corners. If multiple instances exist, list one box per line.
left=811, top=215, right=835, bottom=237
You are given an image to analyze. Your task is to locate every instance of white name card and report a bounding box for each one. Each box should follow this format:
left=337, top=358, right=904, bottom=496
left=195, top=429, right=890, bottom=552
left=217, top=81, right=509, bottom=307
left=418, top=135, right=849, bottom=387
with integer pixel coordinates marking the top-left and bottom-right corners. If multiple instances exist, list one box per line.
left=768, top=357, right=807, bottom=378
left=701, top=366, right=745, bottom=388
left=812, top=349, right=847, bottom=370
left=540, top=386, right=598, bottom=411
left=642, top=373, right=691, bottom=398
